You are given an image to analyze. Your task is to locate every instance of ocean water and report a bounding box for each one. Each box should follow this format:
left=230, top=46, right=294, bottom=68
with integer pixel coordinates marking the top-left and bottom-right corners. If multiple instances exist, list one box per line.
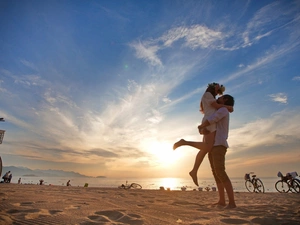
left=12, top=176, right=281, bottom=192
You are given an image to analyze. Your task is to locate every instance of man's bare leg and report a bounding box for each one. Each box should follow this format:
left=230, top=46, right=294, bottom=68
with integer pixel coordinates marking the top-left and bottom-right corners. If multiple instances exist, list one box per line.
left=212, top=182, right=226, bottom=206
left=223, top=180, right=236, bottom=208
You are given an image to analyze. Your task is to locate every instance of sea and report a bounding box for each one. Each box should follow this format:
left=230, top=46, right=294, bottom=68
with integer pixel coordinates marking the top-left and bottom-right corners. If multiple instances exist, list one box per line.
left=11, top=176, right=282, bottom=192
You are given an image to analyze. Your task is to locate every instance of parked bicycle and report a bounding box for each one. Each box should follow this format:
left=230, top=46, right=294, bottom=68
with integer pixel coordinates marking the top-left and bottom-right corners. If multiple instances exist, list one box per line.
left=275, top=171, right=300, bottom=193
left=244, top=172, right=265, bottom=193
left=118, top=181, right=142, bottom=190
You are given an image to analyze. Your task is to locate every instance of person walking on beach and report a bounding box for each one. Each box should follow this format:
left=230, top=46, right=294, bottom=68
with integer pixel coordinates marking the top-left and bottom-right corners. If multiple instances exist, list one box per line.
left=67, top=180, right=71, bottom=186
left=198, top=94, right=236, bottom=208
left=173, top=83, right=232, bottom=186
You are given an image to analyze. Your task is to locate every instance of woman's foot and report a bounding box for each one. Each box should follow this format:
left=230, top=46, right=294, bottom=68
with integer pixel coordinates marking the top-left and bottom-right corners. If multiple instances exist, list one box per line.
left=173, top=139, right=185, bottom=150
left=189, top=170, right=199, bottom=186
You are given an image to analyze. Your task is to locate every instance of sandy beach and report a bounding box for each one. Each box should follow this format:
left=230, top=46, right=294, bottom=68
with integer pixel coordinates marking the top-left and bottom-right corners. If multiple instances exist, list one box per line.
left=0, top=184, right=299, bottom=225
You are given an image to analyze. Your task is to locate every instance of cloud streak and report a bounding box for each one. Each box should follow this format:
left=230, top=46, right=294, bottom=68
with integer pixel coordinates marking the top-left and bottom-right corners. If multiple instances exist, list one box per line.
left=269, top=93, right=288, bottom=104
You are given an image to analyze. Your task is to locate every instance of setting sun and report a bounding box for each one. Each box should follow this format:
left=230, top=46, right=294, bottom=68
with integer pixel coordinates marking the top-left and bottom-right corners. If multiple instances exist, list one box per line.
left=146, top=141, right=183, bottom=166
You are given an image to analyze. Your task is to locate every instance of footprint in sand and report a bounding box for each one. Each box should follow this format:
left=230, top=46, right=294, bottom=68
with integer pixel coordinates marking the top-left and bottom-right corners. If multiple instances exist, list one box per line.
left=84, top=210, right=144, bottom=225
left=0, top=213, right=13, bottom=224
left=171, top=200, right=200, bottom=207
left=220, top=218, right=250, bottom=224
left=20, top=201, right=34, bottom=206
left=7, top=207, right=63, bottom=220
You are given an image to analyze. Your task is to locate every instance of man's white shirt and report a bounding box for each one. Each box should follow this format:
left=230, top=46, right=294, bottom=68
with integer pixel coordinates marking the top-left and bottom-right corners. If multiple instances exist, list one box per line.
left=207, top=107, right=230, bottom=148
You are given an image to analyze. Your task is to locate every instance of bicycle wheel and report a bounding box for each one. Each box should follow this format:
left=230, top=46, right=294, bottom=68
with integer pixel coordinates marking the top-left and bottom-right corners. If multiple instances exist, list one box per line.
left=275, top=180, right=289, bottom=193
left=288, top=179, right=300, bottom=193
left=245, top=180, right=255, bottom=192
left=255, top=179, right=265, bottom=193
left=130, top=183, right=142, bottom=189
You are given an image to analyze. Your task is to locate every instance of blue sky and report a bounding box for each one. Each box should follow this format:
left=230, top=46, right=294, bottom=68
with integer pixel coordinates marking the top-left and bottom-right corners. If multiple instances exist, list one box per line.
left=1, top=0, right=299, bottom=179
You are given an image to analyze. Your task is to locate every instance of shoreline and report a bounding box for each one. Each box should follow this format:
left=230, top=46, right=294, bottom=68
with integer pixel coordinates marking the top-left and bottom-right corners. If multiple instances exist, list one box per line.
left=0, top=183, right=299, bottom=224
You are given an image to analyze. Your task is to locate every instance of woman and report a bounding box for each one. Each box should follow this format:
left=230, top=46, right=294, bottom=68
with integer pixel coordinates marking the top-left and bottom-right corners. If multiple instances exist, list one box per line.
left=173, top=82, right=232, bottom=186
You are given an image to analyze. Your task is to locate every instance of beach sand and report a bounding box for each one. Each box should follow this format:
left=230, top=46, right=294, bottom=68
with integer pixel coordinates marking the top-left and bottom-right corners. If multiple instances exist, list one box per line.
left=0, top=184, right=299, bottom=225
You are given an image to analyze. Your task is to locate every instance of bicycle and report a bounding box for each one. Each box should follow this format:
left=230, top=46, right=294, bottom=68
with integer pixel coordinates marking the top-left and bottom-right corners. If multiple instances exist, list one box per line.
left=275, top=171, right=300, bottom=193
left=118, top=181, right=142, bottom=190
left=244, top=172, right=265, bottom=193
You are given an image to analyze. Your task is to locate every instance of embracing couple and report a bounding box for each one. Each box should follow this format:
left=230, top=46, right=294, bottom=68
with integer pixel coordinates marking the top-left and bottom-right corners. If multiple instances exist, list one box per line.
left=173, top=82, right=236, bottom=209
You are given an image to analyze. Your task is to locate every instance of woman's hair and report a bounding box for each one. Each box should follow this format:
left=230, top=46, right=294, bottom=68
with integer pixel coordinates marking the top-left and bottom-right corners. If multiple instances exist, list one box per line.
left=206, top=82, right=219, bottom=97
left=200, top=82, right=220, bottom=113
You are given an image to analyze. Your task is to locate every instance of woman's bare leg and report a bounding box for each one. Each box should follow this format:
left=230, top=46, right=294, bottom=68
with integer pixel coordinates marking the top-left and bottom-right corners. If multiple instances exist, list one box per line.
left=189, top=132, right=215, bottom=186
left=173, top=139, right=209, bottom=150
left=190, top=132, right=215, bottom=171
left=173, top=132, right=215, bottom=186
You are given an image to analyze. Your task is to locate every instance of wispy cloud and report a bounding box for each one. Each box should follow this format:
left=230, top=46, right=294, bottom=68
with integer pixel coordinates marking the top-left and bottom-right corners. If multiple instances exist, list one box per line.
left=292, top=76, right=300, bottom=81
left=242, top=1, right=298, bottom=47
left=160, top=25, right=223, bottom=49
left=229, top=109, right=299, bottom=154
left=20, top=59, right=38, bottom=72
left=129, top=41, right=162, bottom=67
left=129, top=24, right=225, bottom=67
left=269, top=93, right=288, bottom=104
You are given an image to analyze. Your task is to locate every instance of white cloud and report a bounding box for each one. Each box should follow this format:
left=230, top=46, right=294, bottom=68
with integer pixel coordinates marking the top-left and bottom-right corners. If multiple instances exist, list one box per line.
left=229, top=109, right=300, bottom=153
left=242, top=1, right=299, bottom=48
left=269, top=93, right=288, bottom=104
left=160, top=25, right=223, bottom=49
left=162, top=96, right=171, bottom=103
left=129, top=41, right=162, bottom=67
left=20, top=59, right=38, bottom=71
left=292, top=76, right=300, bottom=81
left=129, top=24, right=224, bottom=67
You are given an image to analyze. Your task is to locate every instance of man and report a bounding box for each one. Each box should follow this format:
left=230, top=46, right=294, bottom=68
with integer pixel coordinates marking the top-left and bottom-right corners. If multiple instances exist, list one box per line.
left=198, top=94, right=236, bottom=208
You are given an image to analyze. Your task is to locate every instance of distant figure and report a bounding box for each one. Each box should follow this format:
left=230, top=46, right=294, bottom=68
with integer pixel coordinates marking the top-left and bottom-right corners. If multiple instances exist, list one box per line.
left=8, top=173, right=12, bottom=183
left=2, top=171, right=11, bottom=183
left=18, top=178, right=21, bottom=184
left=67, top=180, right=71, bottom=186
left=39, top=179, right=44, bottom=185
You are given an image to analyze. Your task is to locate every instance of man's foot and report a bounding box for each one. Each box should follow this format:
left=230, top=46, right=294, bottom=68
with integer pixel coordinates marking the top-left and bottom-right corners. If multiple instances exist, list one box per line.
left=189, top=171, right=199, bottom=186
left=173, top=139, right=185, bottom=150
left=224, top=204, right=237, bottom=209
left=212, top=202, right=226, bottom=207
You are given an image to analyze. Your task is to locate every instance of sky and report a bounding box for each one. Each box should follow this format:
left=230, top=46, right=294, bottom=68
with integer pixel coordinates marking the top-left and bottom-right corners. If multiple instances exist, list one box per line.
left=0, top=0, right=300, bottom=179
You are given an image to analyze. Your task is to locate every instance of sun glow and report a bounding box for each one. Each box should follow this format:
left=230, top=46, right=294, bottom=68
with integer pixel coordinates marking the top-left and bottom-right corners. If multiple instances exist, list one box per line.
left=146, top=141, right=183, bottom=166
